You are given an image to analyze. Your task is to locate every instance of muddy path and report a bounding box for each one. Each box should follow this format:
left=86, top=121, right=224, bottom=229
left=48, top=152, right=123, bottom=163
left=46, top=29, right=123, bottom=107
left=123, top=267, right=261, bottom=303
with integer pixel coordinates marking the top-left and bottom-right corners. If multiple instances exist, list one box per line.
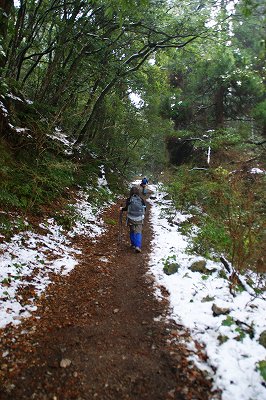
left=0, top=200, right=218, bottom=400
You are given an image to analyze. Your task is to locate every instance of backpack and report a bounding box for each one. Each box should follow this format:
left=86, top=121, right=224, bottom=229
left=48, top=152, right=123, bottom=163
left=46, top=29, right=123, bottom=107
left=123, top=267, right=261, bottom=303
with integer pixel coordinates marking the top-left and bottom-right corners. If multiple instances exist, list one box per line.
left=141, top=178, right=148, bottom=186
left=127, top=195, right=144, bottom=222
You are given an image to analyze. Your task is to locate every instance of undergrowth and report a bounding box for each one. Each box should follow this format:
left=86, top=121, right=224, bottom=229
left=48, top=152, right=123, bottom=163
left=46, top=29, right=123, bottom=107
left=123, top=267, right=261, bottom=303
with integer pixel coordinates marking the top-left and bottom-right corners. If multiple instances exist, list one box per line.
left=53, top=205, right=85, bottom=231
left=0, top=213, right=30, bottom=240
left=167, top=165, right=265, bottom=274
left=0, top=138, right=119, bottom=212
left=0, top=136, right=122, bottom=238
left=0, top=139, right=75, bottom=210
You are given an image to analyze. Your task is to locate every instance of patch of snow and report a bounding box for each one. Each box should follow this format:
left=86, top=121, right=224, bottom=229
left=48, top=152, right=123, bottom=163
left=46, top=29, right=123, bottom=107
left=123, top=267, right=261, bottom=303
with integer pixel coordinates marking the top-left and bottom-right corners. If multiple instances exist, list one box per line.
left=7, top=123, right=31, bottom=136
left=7, top=93, right=23, bottom=102
left=0, top=228, right=79, bottom=328
left=250, top=168, right=265, bottom=174
left=99, top=257, right=110, bottom=263
left=69, top=189, right=105, bottom=237
left=0, top=189, right=107, bottom=329
left=148, top=186, right=266, bottom=400
left=0, top=101, right=8, bottom=116
left=98, top=165, right=111, bottom=193
left=207, top=146, right=211, bottom=164
left=15, top=127, right=30, bottom=133
left=47, top=128, right=74, bottom=154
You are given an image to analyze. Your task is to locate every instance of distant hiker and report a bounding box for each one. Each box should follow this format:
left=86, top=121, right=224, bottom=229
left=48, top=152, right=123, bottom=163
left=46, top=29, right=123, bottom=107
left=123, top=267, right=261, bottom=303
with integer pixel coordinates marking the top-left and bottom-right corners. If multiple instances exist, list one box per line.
left=140, top=176, right=149, bottom=195
left=120, top=186, right=146, bottom=253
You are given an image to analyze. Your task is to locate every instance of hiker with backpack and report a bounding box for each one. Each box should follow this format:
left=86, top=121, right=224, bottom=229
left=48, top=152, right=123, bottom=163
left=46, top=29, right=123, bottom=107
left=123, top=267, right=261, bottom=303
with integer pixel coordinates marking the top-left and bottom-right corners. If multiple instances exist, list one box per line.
left=120, top=186, right=146, bottom=253
left=140, top=176, right=149, bottom=195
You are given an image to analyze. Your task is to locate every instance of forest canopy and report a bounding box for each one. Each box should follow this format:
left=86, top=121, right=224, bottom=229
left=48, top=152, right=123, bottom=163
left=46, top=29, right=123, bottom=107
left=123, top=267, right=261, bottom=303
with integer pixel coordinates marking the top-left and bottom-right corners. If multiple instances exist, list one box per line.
left=0, top=0, right=265, bottom=179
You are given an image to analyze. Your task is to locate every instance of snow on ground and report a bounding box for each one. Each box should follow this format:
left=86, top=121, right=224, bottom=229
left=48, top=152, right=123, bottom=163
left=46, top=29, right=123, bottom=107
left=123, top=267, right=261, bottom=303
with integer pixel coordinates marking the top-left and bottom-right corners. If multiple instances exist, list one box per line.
left=0, top=222, right=79, bottom=327
left=0, top=99, right=8, bottom=116
left=1, top=178, right=265, bottom=399
left=0, top=183, right=107, bottom=329
left=47, top=127, right=76, bottom=155
left=250, top=168, right=265, bottom=175
left=98, top=165, right=112, bottom=193
left=148, top=184, right=266, bottom=400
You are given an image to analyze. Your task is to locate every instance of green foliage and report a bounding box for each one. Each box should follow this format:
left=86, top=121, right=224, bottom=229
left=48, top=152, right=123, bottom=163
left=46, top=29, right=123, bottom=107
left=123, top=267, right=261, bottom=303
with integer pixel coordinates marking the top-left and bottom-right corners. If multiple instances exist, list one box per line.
left=187, top=217, right=231, bottom=259
left=218, top=270, right=228, bottom=280
left=104, top=218, right=117, bottom=226
left=1, top=262, right=26, bottom=285
left=254, top=288, right=263, bottom=295
left=1, top=277, right=12, bottom=285
left=105, top=170, right=125, bottom=194
left=159, top=2, right=265, bottom=138
left=177, top=219, right=195, bottom=236
left=222, top=316, right=234, bottom=327
left=0, top=214, right=13, bottom=236
left=104, top=0, right=148, bottom=24
left=0, top=139, right=75, bottom=210
left=168, top=165, right=227, bottom=212
left=53, top=205, right=84, bottom=231
left=201, top=295, right=215, bottom=302
left=235, top=327, right=246, bottom=342
left=208, top=128, right=248, bottom=151
left=162, top=254, right=180, bottom=275
left=238, top=0, right=262, bottom=17
left=252, top=100, right=266, bottom=126
left=86, top=186, right=115, bottom=209
left=222, top=317, right=254, bottom=342
left=168, top=165, right=265, bottom=273
left=257, top=360, right=266, bottom=382
left=1, top=0, right=215, bottom=179
left=0, top=0, right=264, bottom=267
left=75, top=160, right=99, bottom=188
left=217, top=335, right=229, bottom=344
left=0, top=77, right=8, bottom=95
left=235, top=284, right=245, bottom=293
left=0, top=214, right=30, bottom=239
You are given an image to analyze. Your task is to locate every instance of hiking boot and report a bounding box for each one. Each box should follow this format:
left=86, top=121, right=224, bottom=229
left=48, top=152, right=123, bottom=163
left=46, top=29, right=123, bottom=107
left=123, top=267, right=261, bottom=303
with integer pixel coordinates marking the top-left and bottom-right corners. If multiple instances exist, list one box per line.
left=135, top=247, right=141, bottom=253
left=130, top=244, right=136, bottom=249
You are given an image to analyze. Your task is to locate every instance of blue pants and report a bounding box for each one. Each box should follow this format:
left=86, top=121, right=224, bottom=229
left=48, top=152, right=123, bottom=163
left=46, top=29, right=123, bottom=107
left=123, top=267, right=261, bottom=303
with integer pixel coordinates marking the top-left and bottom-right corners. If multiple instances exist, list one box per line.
left=127, top=218, right=143, bottom=249
left=130, top=231, right=142, bottom=248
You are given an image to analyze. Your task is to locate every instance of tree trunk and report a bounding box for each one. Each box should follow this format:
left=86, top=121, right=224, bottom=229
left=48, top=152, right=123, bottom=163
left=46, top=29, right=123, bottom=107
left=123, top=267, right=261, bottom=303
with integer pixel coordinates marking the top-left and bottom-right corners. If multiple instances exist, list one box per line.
left=0, top=0, right=13, bottom=68
left=74, top=77, right=118, bottom=146
left=214, top=85, right=225, bottom=127
left=5, top=1, right=27, bottom=78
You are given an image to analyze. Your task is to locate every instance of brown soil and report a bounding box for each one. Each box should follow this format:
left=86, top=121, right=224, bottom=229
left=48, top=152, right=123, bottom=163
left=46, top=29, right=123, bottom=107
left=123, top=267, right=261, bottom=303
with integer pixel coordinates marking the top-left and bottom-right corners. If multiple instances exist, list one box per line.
left=0, top=200, right=220, bottom=400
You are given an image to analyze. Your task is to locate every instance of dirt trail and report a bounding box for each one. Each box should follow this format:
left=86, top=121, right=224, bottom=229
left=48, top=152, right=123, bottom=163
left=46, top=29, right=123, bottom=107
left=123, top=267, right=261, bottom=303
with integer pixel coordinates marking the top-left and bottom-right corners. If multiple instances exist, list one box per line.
left=0, top=201, right=218, bottom=400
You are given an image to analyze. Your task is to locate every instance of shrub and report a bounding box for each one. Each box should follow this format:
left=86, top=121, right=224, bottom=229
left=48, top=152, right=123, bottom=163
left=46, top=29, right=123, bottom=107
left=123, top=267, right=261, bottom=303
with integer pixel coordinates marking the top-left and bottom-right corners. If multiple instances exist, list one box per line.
left=167, top=165, right=265, bottom=273
left=0, top=139, right=75, bottom=210
left=53, top=205, right=84, bottom=231
left=188, top=217, right=231, bottom=259
left=257, top=360, right=266, bottom=382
